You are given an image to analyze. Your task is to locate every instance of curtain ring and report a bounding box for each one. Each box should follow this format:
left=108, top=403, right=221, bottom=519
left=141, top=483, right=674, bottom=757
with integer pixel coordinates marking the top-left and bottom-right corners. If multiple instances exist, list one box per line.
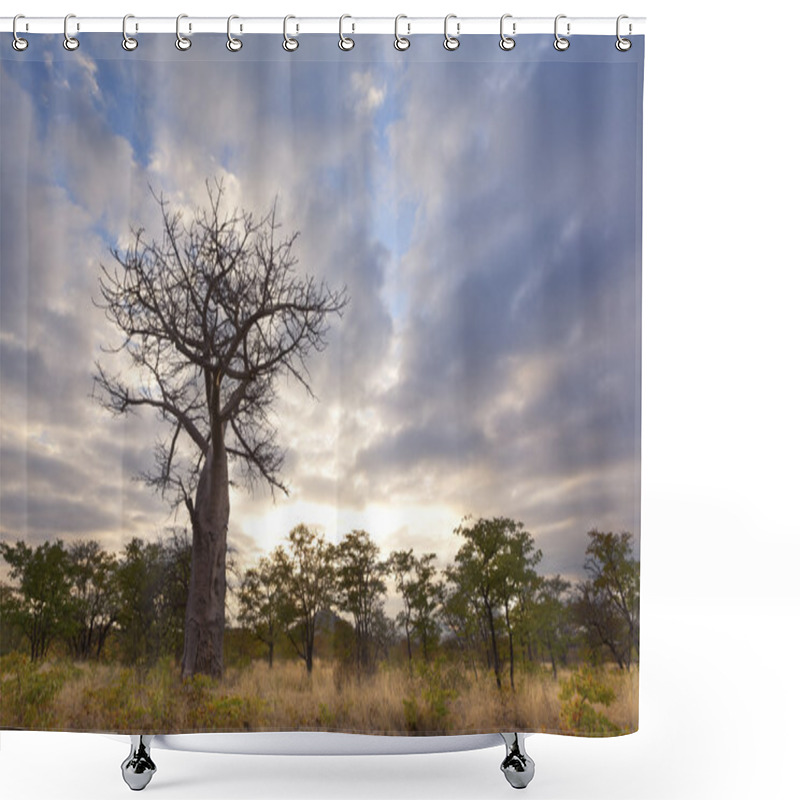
left=63, top=13, right=79, bottom=51
left=616, top=14, right=632, bottom=51
left=175, top=14, right=191, bottom=51
left=339, top=14, right=354, bottom=51
left=443, top=14, right=460, bottom=51
left=122, top=14, right=138, bottom=51
left=283, top=15, right=299, bottom=51
left=12, top=14, right=29, bottom=51
left=499, top=14, right=515, bottom=51
left=227, top=15, right=243, bottom=51
left=394, top=14, right=410, bottom=51
left=553, top=14, right=570, bottom=51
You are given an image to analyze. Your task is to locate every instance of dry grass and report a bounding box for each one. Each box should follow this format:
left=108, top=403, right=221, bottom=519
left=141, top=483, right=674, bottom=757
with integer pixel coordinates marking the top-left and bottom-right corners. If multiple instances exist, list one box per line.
left=0, top=653, right=638, bottom=736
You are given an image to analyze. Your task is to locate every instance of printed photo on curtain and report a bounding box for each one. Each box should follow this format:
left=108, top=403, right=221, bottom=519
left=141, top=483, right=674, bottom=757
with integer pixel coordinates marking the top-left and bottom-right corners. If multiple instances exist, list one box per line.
left=0, top=28, right=644, bottom=743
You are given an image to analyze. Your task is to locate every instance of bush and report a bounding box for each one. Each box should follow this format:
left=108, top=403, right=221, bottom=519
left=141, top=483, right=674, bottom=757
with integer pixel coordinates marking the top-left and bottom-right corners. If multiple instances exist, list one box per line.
left=402, top=657, right=460, bottom=733
left=558, top=666, right=620, bottom=734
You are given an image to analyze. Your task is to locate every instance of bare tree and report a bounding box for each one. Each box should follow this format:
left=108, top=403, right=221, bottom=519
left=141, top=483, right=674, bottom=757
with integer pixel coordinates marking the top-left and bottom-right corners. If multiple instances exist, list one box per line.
left=94, top=181, right=346, bottom=677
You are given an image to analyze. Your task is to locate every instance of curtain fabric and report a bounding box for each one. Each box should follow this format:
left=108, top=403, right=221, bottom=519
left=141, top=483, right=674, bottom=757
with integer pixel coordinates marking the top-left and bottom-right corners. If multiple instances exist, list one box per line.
left=0, top=32, right=644, bottom=736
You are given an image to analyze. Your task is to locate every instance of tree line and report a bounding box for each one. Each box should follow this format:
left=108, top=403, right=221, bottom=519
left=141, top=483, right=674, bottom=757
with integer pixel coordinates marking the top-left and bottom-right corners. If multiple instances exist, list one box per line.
left=0, top=520, right=639, bottom=687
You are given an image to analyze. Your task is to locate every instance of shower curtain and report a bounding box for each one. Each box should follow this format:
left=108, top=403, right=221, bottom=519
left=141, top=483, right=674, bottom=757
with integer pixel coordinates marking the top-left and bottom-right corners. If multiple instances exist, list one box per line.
left=0, top=26, right=643, bottom=737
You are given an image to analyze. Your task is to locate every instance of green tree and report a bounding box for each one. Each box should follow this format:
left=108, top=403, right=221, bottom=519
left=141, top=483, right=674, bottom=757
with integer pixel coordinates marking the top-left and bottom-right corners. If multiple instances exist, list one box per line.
left=334, top=530, right=387, bottom=671
left=388, top=550, right=444, bottom=665
left=237, top=553, right=284, bottom=668
left=0, top=539, right=76, bottom=661
left=527, top=575, right=572, bottom=679
left=115, top=538, right=164, bottom=665
left=407, top=553, right=445, bottom=663
left=494, top=527, right=542, bottom=690
left=66, top=540, right=120, bottom=661
left=0, top=582, right=25, bottom=655
left=94, top=181, right=346, bottom=678
left=575, top=530, right=640, bottom=670
left=440, top=582, right=482, bottom=680
left=274, top=524, right=335, bottom=674
left=448, top=517, right=540, bottom=690
left=114, top=531, right=191, bottom=665
left=387, top=549, right=415, bottom=665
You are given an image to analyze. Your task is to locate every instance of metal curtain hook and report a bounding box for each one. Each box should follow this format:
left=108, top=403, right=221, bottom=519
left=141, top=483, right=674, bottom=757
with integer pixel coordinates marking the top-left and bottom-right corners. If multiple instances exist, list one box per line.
left=12, top=14, right=29, bottom=51
left=444, top=14, right=460, bottom=51
left=553, top=14, right=570, bottom=51
left=176, top=14, right=191, bottom=51
left=339, top=14, right=354, bottom=50
left=394, top=14, right=410, bottom=51
left=500, top=14, right=515, bottom=51
left=63, top=13, right=79, bottom=51
left=283, top=15, right=299, bottom=51
left=616, top=14, right=632, bottom=51
left=227, top=15, right=243, bottom=51
left=122, top=14, right=138, bottom=51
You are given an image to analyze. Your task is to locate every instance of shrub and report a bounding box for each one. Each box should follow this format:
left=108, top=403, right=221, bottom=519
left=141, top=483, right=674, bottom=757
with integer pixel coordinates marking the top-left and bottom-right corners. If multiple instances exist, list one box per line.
left=558, top=666, right=620, bottom=734
left=402, top=657, right=459, bottom=733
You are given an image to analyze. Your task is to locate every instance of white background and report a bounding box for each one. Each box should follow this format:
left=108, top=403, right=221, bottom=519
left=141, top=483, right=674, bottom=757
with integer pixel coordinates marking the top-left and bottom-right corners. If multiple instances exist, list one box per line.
left=2, top=1, right=798, bottom=798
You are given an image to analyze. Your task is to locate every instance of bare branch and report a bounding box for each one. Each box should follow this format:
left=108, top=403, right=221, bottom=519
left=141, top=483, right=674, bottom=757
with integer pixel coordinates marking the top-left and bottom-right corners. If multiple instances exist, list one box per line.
left=93, top=180, right=347, bottom=508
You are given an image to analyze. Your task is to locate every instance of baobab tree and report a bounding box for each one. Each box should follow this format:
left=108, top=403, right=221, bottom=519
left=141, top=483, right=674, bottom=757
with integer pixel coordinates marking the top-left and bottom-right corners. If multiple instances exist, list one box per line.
left=94, top=181, right=346, bottom=678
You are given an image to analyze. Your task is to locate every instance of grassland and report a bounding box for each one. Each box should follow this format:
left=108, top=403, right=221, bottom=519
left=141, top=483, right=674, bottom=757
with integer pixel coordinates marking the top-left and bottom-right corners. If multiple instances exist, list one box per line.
left=0, top=652, right=637, bottom=736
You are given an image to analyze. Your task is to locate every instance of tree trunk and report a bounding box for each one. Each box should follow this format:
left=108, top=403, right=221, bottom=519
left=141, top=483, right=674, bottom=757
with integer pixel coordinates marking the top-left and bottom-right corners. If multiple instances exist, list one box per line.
left=547, top=642, right=558, bottom=679
left=181, top=442, right=229, bottom=679
left=505, top=600, right=515, bottom=692
left=305, top=625, right=314, bottom=674
left=484, top=593, right=502, bottom=690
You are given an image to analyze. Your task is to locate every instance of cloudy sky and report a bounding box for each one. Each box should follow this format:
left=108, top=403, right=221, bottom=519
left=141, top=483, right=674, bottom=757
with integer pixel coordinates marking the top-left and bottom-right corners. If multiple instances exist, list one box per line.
left=0, top=34, right=643, bottom=585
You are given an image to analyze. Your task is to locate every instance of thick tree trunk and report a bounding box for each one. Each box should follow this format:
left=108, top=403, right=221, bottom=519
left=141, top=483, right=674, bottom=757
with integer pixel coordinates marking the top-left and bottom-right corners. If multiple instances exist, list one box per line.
left=182, top=442, right=229, bottom=679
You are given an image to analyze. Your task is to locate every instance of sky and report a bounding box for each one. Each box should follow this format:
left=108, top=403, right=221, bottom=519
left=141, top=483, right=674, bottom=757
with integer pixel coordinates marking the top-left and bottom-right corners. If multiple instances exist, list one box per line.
left=0, top=33, right=643, bottom=589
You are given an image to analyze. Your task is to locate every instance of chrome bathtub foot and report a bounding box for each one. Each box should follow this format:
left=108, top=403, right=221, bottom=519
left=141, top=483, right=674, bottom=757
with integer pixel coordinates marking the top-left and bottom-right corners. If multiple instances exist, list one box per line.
left=121, top=735, right=157, bottom=791
left=500, top=733, right=535, bottom=789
